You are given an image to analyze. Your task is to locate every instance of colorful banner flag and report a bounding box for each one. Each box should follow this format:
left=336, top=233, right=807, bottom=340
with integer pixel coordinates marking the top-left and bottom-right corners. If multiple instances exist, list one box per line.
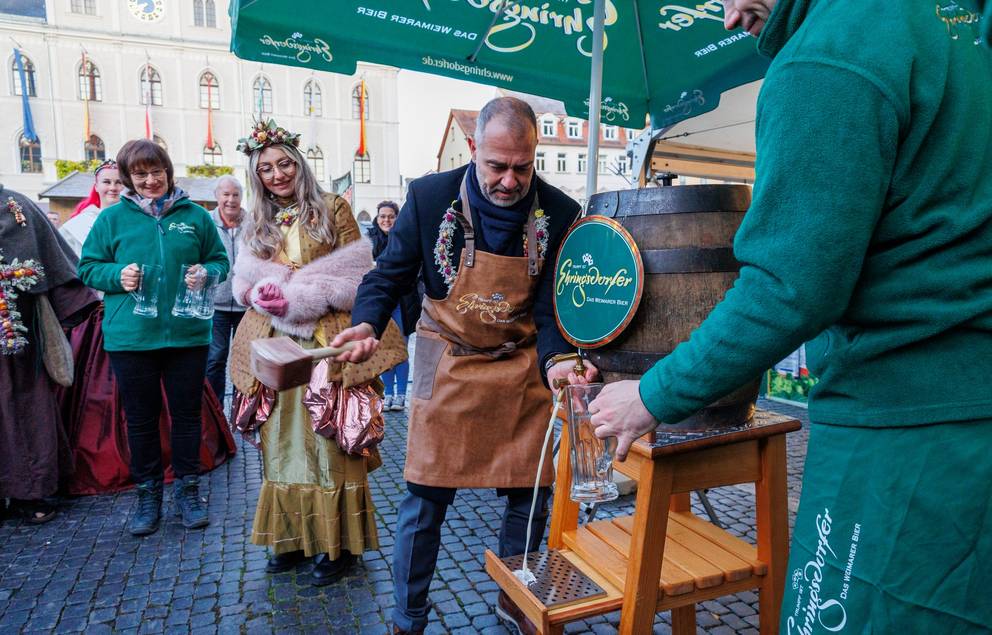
left=81, top=50, right=90, bottom=141
left=143, top=58, right=154, bottom=140
left=206, top=79, right=215, bottom=149
left=13, top=48, right=37, bottom=143
left=357, top=79, right=367, bottom=157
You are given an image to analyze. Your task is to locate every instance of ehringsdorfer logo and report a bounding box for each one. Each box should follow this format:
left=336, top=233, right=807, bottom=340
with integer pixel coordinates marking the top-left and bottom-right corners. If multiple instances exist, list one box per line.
left=168, top=222, right=196, bottom=236
left=663, top=89, right=706, bottom=116
left=787, top=508, right=863, bottom=634
left=257, top=31, right=333, bottom=64
left=456, top=292, right=518, bottom=324
left=935, top=2, right=983, bottom=44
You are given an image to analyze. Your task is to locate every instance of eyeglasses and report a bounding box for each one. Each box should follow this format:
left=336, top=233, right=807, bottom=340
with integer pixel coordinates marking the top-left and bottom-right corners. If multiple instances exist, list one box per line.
left=256, top=158, right=297, bottom=179
left=131, top=168, right=166, bottom=181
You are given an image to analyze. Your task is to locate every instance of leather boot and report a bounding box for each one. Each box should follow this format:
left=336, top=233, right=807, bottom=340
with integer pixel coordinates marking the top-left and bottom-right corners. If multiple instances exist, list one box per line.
left=173, top=475, right=209, bottom=529
left=311, top=551, right=355, bottom=586
left=129, top=479, right=163, bottom=536
left=266, top=550, right=307, bottom=573
left=495, top=591, right=538, bottom=635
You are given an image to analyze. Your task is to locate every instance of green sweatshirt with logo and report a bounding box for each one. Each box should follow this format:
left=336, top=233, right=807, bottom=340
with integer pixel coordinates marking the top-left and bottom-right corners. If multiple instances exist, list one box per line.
left=78, top=192, right=229, bottom=352
left=640, top=0, right=992, bottom=427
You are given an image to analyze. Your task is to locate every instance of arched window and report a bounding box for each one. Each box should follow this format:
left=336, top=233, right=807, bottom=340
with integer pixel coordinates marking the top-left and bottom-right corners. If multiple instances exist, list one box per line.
left=11, top=54, right=37, bottom=97
left=19, top=133, right=41, bottom=173
left=354, top=152, right=371, bottom=183
left=153, top=134, right=168, bottom=151
left=84, top=135, right=105, bottom=162
left=303, top=79, right=322, bottom=117
left=202, top=143, right=223, bottom=166
left=252, top=76, right=272, bottom=115
left=351, top=83, right=369, bottom=120
left=306, top=146, right=324, bottom=181
left=356, top=210, right=371, bottom=223
left=78, top=59, right=101, bottom=101
left=198, top=71, right=219, bottom=109
left=193, top=0, right=204, bottom=26
left=205, top=0, right=217, bottom=27
left=140, top=65, right=162, bottom=106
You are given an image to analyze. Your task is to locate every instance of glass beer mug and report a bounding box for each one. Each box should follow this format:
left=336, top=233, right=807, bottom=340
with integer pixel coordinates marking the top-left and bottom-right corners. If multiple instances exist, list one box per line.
left=565, top=383, right=619, bottom=503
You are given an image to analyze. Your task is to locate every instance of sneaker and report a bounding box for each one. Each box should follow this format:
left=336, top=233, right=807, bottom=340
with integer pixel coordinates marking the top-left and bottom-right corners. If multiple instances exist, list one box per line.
left=173, top=475, right=209, bottom=529
left=383, top=395, right=394, bottom=411
left=390, top=395, right=405, bottom=411
left=129, top=480, right=163, bottom=536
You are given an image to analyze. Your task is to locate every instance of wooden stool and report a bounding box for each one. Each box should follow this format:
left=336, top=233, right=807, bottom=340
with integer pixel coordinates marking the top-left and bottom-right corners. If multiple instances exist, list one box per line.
left=485, top=409, right=800, bottom=634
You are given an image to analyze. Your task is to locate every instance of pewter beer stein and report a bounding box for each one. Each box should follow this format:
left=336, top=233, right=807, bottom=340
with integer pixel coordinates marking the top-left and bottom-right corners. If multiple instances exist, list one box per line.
left=566, top=383, right=619, bottom=503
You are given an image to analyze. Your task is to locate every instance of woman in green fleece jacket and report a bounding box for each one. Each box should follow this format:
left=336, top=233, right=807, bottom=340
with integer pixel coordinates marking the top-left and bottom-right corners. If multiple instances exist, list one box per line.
left=590, top=0, right=992, bottom=631
left=78, top=139, right=229, bottom=537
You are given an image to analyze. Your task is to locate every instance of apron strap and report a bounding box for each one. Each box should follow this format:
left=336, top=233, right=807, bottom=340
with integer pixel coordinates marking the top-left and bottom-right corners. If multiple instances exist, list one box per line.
left=525, top=199, right=539, bottom=277
left=420, top=311, right=535, bottom=359
left=456, top=178, right=476, bottom=268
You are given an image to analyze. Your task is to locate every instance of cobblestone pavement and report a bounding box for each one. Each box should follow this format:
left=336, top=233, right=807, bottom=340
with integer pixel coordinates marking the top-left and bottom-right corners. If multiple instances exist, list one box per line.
left=0, top=399, right=809, bottom=634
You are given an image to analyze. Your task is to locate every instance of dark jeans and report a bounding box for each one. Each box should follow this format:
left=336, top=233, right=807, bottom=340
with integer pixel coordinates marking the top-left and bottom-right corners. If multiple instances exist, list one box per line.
left=108, top=346, right=208, bottom=484
left=391, top=483, right=551, bottom=632
left=206, top=310, right=244, bottom=401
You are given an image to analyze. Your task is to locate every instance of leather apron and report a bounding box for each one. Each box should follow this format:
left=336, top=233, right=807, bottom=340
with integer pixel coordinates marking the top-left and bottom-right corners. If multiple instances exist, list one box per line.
left=404, top=180, right=554, bottom=489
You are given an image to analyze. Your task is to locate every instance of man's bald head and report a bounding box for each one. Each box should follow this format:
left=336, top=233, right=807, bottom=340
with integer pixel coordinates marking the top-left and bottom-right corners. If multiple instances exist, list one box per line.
left=474, top=97, right=538, bottom=145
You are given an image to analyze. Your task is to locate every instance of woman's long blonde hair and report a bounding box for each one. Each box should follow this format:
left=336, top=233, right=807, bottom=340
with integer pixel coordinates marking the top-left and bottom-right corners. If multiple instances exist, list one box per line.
left=243, top=143, right=336, bottom=259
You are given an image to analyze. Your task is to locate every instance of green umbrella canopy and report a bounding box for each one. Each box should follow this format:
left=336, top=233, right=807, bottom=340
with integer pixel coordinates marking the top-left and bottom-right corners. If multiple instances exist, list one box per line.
left=230, top=0, right=769, bottom=130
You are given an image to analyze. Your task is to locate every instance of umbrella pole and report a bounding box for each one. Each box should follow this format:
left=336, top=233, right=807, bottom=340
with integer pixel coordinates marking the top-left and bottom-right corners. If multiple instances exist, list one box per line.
left=583, top=0, right=607, bottom=215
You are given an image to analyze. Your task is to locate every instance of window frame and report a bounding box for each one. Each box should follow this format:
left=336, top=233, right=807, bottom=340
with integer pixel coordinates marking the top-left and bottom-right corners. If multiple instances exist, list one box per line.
left=19, top=133, right=42, bottom=174
left=78, top=59, right=102, bottom=102
left=577, top=153, right=586, bottom=174
left=84, top=134, right=105, bottom=162
left=198, top=71, right=219, bottom=110
left=603, top=125, right=618, bottom=141
left=306, top=146, right=325, bottom=180
left=556, top=152, right=567, bottom=173
left=540, top=115, right=556, bottom=138
left=11, top=54, right=37, bottom=97
left=566, top=118, right=581, bottom=139
left=303, top=79, right=322, bottom=117
left=140, top=65, right=163, bottom=106
left=202, top=142, right=223, bottom=166
left=535, top=151, right=546, bottom=172
left=354, top=152, right=371, bottom=183
left=252, top=75, right=273, bottom=115
left=351, top=83, right=369, bottom=120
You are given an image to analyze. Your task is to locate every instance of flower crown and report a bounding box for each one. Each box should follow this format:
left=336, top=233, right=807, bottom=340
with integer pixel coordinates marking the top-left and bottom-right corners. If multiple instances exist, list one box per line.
left=236, top=119, right=301, bottom=156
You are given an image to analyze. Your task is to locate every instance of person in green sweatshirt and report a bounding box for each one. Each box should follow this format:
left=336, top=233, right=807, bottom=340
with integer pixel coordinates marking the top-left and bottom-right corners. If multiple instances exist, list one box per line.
left=589, top=0, right=992, bottom=630
left=78, top=139, right=229, bottom=536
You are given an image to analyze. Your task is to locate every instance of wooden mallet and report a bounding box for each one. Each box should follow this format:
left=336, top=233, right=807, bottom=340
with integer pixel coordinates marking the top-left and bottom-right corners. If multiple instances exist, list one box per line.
left=250, top=336, right=358, bottom=391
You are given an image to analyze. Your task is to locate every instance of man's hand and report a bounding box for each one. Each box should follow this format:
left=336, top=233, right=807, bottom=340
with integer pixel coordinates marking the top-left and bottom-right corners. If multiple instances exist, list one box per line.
left=121, top=263, right=140, bottom=292
left=547, top=359, right=600, bottom=390
left=589, top=380, right=658, bottom=462
left=331, top=323, right=379, bottom=363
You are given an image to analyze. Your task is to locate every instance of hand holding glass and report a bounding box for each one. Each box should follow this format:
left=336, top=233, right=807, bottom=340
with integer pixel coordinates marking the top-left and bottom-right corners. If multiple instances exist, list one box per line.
left=130, top=263, right=163, bottom=318
left=172, top=264, right=218, bottom=320
left=566, top=383, right=619, bottom=503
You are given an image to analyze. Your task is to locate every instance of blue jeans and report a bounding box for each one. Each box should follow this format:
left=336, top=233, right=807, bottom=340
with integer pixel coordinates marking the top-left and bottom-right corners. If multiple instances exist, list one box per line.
left=206, top=310, right=244, bottom=401
left=391, top=483, right=551, bottom=632
left=380, top=306, right=409, bottom=397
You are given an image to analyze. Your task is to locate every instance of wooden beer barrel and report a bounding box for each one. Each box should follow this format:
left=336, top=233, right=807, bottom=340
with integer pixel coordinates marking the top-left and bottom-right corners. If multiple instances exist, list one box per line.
left=584, top=185, right=760, bottom=428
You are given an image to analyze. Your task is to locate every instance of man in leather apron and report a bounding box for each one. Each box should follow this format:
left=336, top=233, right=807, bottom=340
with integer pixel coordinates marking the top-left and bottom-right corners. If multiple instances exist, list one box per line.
left=334, top=97, right=596, bottom=635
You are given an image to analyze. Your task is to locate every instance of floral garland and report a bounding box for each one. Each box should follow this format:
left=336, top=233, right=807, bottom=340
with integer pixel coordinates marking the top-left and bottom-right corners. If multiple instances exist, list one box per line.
left=274, top=205, right=300, bottom=226
left=434, top=206, right=549, bottom=292
left=0, top=253, right=44, bottom=355
left=434, top=204, right=459, bottom=289
left=6, top=197, right=27, bottom=227
left=236, top=118, right=301, bottom=156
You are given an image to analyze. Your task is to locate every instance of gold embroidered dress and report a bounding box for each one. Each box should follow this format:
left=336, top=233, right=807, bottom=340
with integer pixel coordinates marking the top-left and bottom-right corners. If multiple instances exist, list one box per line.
left=233, top=195, right=379, bottom=558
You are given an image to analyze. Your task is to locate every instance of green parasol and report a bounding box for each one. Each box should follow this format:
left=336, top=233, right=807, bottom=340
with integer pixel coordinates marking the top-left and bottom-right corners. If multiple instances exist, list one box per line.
left=230, top=0, right=769, bottom=192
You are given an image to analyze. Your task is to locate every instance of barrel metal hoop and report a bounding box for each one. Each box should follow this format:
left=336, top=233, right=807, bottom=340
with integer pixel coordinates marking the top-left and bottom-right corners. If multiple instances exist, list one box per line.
left=584, top=349, right=666, bottom=375
left=587, top=185, right=750, bottom=218
left=640, top=247, right=740, bottom=274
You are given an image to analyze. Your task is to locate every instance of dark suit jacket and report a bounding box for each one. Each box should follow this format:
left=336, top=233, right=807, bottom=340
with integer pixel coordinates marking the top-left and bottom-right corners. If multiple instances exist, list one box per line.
left=351, top=164, right=579, bottom=376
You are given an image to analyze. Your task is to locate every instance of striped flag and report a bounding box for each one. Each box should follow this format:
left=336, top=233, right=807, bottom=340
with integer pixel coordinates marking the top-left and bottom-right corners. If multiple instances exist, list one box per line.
left=81, top=49, right=90, bottom=141
left=205, top=78, right=214, bottom=149
left=143, top=58, right=154, bottom=139
left=357, top=79, right=367, bottom=157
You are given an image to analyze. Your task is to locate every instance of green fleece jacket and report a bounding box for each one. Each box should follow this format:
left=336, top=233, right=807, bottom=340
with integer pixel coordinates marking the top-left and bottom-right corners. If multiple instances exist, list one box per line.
left=78, top=191, right=229, bottom=352
left=640, top=0, right=992, bottom=427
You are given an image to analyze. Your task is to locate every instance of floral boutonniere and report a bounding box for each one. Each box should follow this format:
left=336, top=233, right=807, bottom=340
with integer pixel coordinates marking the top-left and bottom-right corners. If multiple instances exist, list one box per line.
left=274, top=205, right=300, bottom=226
left=6, top=197, right=27, bottom=227
left=523, top=209, right=549, bottom=260
left=434, top=203, right=458, bottom=291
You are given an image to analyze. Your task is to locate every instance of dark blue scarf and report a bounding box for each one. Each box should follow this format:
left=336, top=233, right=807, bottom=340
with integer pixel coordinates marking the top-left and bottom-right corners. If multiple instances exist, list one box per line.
left=464, top=162, right=537, bottom=256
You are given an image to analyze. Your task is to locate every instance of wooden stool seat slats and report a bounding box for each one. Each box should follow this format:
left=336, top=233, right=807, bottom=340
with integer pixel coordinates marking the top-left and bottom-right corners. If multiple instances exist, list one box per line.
left=484, top=409, right=799, bottom=634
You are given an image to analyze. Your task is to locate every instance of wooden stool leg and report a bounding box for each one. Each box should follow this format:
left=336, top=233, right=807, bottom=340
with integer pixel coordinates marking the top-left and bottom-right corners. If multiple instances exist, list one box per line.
left=671, top=604, right=696, bottom=635
left=618, top=459, right=674, bottom=634
left=670, top=492, right=691, bottom=513
left=756, top=435, right=789, bottom=635
left=548, top=411, right=578, bottom=550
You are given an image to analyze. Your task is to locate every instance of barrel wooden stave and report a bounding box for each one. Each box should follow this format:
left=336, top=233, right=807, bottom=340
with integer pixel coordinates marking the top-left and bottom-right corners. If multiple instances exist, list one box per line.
left=584, top=185, right=759, bottom=429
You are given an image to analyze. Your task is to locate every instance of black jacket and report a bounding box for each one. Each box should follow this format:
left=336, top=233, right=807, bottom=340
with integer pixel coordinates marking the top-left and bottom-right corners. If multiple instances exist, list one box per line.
left=351, top=164, right=580, bottom=376
left=366, top=223, right=422, bottom=337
